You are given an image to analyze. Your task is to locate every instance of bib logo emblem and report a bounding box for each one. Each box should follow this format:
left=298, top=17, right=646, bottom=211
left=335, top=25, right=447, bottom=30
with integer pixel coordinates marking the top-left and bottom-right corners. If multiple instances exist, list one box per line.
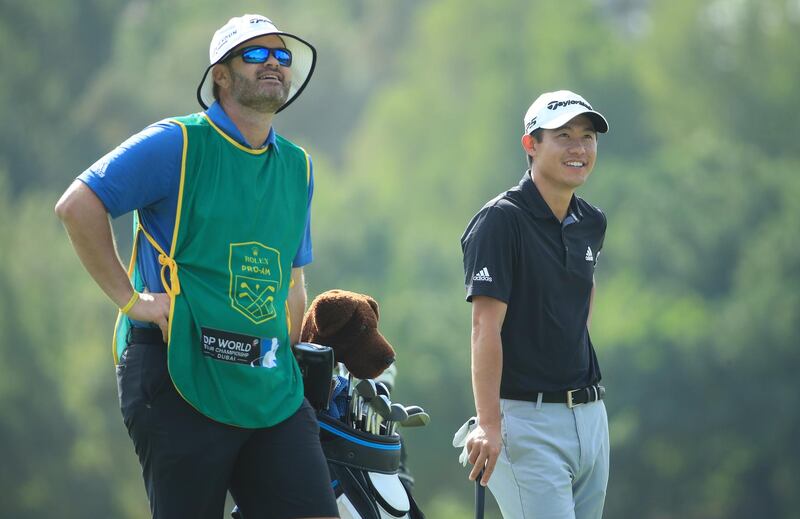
left=229, top=242, right=282, bottom=324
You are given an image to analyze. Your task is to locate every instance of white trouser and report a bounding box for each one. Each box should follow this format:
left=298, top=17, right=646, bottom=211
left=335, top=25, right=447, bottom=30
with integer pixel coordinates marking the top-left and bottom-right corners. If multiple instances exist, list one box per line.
left=488, top=398, right=609, bottom=519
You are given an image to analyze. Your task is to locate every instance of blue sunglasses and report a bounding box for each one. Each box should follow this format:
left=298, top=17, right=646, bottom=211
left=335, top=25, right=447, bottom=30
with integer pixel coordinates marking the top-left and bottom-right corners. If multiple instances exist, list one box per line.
left=227, top=46, right=292, bottom=67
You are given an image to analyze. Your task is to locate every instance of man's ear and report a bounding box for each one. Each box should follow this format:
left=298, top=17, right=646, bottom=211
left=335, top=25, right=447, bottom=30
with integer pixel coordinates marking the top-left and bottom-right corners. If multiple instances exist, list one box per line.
left=212, top=63, right=231, bottom=90
left=521, top=133, right=537, bottom=162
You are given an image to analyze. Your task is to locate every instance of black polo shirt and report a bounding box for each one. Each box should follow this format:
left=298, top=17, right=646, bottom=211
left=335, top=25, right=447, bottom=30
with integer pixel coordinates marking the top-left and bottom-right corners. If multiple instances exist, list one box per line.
left=461, top=171, right=605, bottom=398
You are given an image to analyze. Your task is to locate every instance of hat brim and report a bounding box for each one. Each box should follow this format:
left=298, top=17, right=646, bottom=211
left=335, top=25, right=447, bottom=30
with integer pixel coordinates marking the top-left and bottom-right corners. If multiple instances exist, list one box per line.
left=196, top=32, right=316, bottom=114
left=538, top=109, right=609, bottom=134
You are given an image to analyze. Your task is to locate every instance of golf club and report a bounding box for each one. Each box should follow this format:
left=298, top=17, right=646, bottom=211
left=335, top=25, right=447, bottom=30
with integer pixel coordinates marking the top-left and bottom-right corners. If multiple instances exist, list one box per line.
left=355, top=379, right=378, bottom=433
left=370, top=394, right=391, bottom=434
left=375, top=381, right=390, bottom=398
left=386, top=402, right=409, bottom=435
left=475, top=468, right=485, bottom=519
left=400, top=406, right=430, bottom=428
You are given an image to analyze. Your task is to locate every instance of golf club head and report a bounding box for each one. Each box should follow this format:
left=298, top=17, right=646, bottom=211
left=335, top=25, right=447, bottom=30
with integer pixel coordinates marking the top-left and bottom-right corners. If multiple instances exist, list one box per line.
left=389, top=403, right=409, bottom=422
left=375, top=381, right=390, bottom=398
left=371, top=394, right=392, bottom=418
left=356, top=379, right=377, bottom=400
left=400, top=407, right=430, bottom=427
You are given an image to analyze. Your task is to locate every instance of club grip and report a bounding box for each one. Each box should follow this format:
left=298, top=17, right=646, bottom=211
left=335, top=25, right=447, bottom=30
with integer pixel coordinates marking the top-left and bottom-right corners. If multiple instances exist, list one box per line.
left=475, top=468, right=485, bottom=519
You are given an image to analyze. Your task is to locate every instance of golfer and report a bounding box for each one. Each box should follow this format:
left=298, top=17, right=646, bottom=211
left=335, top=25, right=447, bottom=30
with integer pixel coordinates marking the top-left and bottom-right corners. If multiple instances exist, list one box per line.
left=461, top=90, right=611, bottom=518
left=55, top=14, right=338, bottom=519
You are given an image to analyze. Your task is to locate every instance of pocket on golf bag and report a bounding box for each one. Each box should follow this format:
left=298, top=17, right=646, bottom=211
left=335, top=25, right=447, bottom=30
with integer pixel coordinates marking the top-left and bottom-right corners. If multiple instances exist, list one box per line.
left=330, top=463, right=426, bottom=519
left=318, top=414, right=402, bottom=474
left=319, top=415, right=424, bottom=519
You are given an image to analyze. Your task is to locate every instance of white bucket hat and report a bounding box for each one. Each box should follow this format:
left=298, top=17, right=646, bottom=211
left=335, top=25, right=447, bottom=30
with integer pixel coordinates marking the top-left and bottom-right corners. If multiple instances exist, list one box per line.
left=523, top=90, right=609, bottom=135
left=196, top=14, right=316, bottom=113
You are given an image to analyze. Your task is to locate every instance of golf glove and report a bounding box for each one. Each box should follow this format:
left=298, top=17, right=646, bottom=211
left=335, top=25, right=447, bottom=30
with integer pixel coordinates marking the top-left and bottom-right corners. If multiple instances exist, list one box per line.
left=452, top=416, right=478, bottom=467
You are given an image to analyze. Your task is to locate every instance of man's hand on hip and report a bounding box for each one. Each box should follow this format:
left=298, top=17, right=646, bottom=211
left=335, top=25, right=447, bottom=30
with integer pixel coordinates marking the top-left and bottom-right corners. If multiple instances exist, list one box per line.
left=466, top=422, right=502, bottom=486
left=127, top=292, right=171, bottom=342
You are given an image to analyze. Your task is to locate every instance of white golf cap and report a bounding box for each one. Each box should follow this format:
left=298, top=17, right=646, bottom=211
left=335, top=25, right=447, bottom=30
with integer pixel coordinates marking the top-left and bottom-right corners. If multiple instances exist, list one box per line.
left=523, top=90, right=609, bottom=135
left=196, top=14, right=316, bottom=113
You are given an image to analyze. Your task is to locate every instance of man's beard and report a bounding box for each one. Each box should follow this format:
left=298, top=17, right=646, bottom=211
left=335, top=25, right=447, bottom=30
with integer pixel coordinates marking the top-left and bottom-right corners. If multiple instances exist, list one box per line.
left=230, top=70, right=290, bottom=113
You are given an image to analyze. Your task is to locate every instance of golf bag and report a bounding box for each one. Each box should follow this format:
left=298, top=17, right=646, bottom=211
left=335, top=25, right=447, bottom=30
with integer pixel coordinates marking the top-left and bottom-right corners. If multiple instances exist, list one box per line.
left=228, top=413, right=423, bottom=519
left=231, top=346, right=424, bottom=519
left=319, top=414, right=424, bottom=519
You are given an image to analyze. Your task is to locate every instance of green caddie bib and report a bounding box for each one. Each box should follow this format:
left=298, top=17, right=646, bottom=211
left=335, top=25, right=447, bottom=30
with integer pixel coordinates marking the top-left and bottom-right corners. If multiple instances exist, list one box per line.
left=113, top=113, right=310, bottom=428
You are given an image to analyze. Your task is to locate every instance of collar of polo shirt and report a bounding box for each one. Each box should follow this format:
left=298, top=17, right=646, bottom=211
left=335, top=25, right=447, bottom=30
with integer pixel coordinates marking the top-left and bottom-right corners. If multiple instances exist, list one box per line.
left=521, top=172, right=584, bottom=220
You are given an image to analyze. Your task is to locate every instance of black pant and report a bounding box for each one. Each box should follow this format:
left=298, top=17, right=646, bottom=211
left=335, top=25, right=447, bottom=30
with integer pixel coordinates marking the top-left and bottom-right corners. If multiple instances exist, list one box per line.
left=117, top=335, right=339, bottom=519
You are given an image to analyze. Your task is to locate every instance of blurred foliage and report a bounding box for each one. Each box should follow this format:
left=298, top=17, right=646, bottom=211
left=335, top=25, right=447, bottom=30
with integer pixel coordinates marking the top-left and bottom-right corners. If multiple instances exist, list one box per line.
left=1, top=0, right=798, bottom=517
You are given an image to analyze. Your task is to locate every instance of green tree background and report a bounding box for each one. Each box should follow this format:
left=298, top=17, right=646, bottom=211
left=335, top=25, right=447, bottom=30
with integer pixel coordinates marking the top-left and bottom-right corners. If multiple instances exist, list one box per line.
left=1, top=0, right=798, bottom=517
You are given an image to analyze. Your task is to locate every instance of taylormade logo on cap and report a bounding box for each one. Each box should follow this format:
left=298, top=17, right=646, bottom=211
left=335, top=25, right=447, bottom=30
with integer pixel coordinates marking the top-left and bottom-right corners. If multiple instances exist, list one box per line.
left=210, top=15, right=278, bottom=63
left=547, top=99, right=592, bottom=111
left=523, top=90, right=609, bottom=135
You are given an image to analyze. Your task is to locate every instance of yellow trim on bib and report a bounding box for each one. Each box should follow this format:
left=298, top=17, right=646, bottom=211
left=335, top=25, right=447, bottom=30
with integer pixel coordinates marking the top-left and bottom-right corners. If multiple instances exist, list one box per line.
left=285, top=300, right=292, bottom=338
left=169, top=120, right=189, bottom=259
left=298, top=146, right=311, bottom=185
left=112, top=210, right=143, bottom=364
left=202, top=113, right=270, bottom=155
left=161, top=119, right=191, bottom=344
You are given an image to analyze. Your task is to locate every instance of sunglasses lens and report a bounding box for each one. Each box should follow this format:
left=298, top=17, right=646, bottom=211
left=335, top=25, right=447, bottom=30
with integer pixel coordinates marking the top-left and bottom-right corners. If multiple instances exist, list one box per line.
left=240, top=47, right=292, bottom=67
left=241, top=47, right=269, bottom=63
left=273, top=48, right=292, bottom=66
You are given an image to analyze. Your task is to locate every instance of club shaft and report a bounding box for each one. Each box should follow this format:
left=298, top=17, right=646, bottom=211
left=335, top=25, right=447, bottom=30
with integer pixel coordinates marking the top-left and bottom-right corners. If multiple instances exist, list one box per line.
left=475, top=469, right=485, bottom=519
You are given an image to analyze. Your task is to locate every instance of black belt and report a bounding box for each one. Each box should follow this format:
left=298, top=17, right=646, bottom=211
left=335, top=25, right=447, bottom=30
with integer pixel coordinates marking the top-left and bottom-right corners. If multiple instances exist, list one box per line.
left=128, top=326, right=165, bottom=345
left=538, top=385, right=605, bottom=408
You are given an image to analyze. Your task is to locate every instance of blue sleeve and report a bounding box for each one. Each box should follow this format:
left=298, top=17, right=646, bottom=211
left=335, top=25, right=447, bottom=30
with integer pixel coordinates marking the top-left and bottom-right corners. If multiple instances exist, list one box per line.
left=292, top=155, right=314, bottom=267
left=77, top=121, right=183, bottom=219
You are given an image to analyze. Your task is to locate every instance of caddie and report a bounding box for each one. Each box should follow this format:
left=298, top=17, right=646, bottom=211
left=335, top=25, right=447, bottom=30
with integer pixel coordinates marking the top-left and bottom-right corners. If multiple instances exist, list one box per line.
left=55, top=13, right=338, bottom=519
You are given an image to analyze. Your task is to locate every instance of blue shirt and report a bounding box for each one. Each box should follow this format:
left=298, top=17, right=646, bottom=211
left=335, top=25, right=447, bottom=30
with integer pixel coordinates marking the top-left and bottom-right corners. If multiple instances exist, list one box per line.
left=79, top=102, right=314, bottom=296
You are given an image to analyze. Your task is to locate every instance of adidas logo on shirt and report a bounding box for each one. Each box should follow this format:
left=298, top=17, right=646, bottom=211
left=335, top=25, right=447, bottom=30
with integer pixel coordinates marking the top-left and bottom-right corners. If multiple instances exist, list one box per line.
left=472, top=267, right=493, bottom=282
left=585, top=246, right=594, bottom=262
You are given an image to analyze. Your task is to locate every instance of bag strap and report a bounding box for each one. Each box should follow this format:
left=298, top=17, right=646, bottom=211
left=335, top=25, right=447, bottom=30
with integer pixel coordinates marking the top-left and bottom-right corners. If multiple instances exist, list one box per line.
left=329, top=463, right=380, bottom=519
left=400, top=477, right=426, bottom=519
